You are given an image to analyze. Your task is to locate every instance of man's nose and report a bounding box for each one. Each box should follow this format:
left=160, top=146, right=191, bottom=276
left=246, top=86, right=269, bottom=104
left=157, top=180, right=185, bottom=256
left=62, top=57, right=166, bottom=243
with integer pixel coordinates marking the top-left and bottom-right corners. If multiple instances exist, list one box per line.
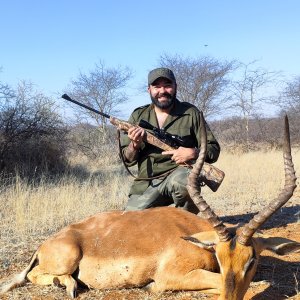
left=158, top=86, right=166, bottom=93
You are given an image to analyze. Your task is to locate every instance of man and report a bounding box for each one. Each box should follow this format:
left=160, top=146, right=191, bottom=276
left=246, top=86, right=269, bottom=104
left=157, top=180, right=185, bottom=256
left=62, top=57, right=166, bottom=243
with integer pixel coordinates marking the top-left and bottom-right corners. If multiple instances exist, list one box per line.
left=121, top=67, right=220, bottom=213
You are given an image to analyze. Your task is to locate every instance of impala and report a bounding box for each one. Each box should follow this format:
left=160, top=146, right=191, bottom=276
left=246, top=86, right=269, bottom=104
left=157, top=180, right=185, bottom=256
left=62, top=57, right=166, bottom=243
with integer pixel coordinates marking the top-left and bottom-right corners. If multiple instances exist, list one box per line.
left=1, top=115, right=299, bottom=300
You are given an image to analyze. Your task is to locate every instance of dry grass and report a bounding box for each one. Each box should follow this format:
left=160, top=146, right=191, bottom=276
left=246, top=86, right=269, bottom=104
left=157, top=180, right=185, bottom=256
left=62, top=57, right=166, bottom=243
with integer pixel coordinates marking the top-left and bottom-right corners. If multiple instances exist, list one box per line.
left=0, top=148, right=300, bottom=299
left=202, top=148, right=300, bottom=215
left=0, top=169, right=129, bottom=238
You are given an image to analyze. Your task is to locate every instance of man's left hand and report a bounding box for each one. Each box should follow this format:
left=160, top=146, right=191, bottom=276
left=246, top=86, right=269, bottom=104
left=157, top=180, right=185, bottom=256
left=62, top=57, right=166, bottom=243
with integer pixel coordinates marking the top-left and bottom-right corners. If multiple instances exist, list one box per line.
left=162, top=147, right=198, bottom=164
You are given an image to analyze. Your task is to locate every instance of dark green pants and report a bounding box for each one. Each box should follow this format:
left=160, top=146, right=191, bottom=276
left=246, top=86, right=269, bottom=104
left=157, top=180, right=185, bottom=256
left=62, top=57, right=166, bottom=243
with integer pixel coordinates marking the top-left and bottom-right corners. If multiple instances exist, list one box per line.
left=125, top=166, right=200, bottom=214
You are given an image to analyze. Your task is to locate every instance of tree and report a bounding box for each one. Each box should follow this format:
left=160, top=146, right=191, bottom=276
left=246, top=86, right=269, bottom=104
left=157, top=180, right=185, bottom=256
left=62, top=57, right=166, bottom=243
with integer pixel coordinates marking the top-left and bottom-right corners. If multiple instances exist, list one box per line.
left=0, top=80, right=68, bottom=177
left=0, top=68, right=15, bottom=105
left=0, top=81, right=15, bottom=102
left=68, top=61, right=132, bottom=129
left=278, top=76, right=300, bottom=115
left=158, top=53, right=235, bottom=118
left=228, top=61, right=280, bottom=149
left=277, top=76, right=300, bottom=143
left=66, top=61, right=132, bottom=159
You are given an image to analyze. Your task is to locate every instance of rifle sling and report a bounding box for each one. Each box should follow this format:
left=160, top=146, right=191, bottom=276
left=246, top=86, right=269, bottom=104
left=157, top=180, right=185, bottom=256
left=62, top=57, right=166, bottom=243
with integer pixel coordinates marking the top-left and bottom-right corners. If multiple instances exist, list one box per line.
left=117, top=130, right=177, bottom=181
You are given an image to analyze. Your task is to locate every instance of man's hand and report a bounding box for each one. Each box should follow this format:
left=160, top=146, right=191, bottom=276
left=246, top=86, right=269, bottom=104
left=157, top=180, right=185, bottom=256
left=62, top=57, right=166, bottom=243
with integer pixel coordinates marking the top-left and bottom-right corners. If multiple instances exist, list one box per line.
left=127, top=126, right=145, bottom=150
left=162, top=147, right=199, bottom=164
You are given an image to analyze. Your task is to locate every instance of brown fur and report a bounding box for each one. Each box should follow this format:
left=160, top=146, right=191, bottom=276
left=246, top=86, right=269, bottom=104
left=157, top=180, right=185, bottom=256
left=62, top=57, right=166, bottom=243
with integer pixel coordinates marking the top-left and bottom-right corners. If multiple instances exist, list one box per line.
left=1, top=206, right=298, bottom=300
left=26, top=208, right=220, bottom=296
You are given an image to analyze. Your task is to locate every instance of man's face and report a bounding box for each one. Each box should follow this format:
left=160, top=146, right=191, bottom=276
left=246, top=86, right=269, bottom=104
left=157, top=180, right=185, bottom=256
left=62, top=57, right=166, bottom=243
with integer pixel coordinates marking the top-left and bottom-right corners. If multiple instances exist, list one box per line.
left=148, top=78, right=177, bottom=109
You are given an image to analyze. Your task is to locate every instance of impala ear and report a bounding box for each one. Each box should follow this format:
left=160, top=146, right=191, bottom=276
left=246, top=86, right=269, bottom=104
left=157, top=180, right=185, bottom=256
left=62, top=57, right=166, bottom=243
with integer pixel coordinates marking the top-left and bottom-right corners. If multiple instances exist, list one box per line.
left=182, top=231, right=220, bottom=251
left=257, top=236, right=300, bottom=255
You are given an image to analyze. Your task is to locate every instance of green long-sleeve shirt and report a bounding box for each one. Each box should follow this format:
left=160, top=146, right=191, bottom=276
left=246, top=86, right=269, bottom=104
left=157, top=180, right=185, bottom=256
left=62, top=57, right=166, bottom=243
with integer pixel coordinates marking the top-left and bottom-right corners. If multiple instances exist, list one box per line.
left=121, top=99, right=220, bottom=195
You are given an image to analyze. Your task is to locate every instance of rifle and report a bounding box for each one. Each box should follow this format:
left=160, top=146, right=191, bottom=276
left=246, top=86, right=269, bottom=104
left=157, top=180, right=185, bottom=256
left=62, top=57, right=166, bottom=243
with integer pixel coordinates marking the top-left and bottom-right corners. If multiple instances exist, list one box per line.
left=61, top=94, right=224, bottom=192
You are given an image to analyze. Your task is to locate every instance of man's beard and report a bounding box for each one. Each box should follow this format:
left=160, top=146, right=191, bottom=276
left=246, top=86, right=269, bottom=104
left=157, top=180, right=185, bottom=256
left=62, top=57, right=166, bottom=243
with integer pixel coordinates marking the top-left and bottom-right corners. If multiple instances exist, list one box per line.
left=150, top=92, right=176, bottom=109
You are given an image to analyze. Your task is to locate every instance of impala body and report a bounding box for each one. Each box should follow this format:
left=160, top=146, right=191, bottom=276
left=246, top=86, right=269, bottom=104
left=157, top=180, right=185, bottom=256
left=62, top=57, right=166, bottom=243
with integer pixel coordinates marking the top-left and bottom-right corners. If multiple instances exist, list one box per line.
left=1, top=115, right=299, bottom=300
left=28, top=208, right=220, bottom=292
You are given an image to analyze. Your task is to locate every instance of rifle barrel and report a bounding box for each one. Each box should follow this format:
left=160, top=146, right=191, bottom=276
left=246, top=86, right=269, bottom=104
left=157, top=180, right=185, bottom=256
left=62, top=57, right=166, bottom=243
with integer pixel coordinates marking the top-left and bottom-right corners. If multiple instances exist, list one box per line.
left=61, top=94, right=111, bottom=119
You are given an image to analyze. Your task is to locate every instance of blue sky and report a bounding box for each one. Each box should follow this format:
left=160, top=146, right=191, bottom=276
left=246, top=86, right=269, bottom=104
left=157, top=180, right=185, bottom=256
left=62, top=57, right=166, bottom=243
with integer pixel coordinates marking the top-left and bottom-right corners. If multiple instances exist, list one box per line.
left=1, top=0, right=300, bottom=118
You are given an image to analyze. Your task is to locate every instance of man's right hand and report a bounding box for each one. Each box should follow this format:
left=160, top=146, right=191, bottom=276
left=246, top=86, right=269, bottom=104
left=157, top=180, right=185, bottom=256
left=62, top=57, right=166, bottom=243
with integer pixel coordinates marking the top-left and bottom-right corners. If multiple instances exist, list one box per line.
left=127, top=126, right=145, bottom=150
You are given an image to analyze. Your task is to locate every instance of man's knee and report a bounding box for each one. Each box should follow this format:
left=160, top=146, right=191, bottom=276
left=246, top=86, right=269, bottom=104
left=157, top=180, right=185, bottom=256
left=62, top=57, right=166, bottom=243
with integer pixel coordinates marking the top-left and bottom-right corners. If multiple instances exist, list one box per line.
left=125, top=192, right=172, bottom=211
left=125, top=194, right=148, bottom=211
left=166, top=167, right=189, bottom=188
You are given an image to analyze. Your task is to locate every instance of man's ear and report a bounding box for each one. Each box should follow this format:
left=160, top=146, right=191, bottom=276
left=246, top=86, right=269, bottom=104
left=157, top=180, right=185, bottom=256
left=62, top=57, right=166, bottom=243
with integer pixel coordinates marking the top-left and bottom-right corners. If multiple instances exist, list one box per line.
left=182, top=231, right=220, bottom=251
left=256, top=236, right=300, bottom=255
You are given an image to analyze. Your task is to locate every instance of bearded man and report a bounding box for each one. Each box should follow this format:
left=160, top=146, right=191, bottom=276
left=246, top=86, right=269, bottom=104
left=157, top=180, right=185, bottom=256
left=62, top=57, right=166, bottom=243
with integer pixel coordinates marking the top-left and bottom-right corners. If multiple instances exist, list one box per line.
left=121, top=67, right=220, bottom=213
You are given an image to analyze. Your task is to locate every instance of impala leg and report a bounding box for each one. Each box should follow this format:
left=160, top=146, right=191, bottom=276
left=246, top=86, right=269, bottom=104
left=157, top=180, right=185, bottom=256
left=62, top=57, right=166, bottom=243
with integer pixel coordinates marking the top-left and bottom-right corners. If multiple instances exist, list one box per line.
left=27, top=266, right=78, bottom=298
left=149, top=269, right=221, bottom=293
left=27, top=266, right=56, bottom=285
left=58, top=275, right=78, bottom=299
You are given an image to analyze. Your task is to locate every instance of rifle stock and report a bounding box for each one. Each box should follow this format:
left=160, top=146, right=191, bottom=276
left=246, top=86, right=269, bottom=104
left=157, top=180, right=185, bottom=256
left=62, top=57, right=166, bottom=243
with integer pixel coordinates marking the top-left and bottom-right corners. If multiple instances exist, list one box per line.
left=63, top=95, right=225, bottom=192
left=110, top=117, right=174, bottom=152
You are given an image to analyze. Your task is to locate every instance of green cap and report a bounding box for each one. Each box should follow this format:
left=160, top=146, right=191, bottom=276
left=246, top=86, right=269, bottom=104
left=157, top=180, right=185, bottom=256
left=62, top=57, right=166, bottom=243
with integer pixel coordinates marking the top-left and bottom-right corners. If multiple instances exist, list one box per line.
left=148, top=67, right=176, bottom=85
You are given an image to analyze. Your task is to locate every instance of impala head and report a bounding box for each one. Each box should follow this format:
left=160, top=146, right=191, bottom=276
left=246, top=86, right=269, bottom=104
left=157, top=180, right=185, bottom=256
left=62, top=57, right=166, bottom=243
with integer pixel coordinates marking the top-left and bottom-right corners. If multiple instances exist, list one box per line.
left=186, top=114, right=298, bottom=300
left=215, top=237, right=259, bottom=300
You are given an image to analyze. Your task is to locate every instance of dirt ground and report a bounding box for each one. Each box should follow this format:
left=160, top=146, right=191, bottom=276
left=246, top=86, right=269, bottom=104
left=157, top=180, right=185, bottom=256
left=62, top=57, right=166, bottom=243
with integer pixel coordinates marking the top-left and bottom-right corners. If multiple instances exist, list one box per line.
left=0, top=204, right=299, bottom=300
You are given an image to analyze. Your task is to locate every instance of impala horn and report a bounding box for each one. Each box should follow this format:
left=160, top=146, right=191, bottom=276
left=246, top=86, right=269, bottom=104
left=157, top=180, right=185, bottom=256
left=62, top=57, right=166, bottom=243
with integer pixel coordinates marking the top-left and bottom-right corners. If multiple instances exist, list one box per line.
left=187, top=112, right=231, bottom=242
left=237, top=115, right=297, bottom=246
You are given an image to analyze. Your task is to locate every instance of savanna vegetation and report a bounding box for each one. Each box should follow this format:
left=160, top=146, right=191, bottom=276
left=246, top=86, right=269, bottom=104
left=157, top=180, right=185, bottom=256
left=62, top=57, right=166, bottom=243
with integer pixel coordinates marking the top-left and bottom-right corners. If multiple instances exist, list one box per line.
left=0, top=55, right=299, bottom=299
